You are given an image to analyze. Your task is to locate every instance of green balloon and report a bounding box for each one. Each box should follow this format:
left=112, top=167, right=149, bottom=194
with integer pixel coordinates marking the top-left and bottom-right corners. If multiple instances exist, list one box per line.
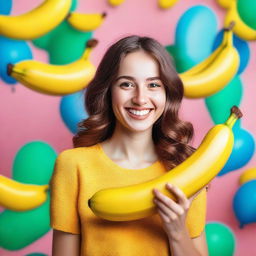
left=26, top=253, right=48, bottom=256
left=0, top=196, right=50, bottom=250
left=166, top=45, right=196, bottom=73
left=237, top=0, right=256, bottom=30
left=13, top=141, right=57, bottom=185
left=206, top=222, right=236, bottom=256
left=48, top=21, right=93, bottom=64
left=205, top=76, right=243, bottom=126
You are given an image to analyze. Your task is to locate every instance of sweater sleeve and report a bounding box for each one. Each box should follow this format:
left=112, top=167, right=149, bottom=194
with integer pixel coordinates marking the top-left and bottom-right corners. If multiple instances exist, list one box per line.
left=185, top=187, right=207, bottom=238
left=50, top=150, right=81, bottom=234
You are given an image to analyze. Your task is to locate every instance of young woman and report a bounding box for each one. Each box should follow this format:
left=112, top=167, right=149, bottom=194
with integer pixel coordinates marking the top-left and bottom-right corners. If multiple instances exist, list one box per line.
left=50, top=35, right=209, bottom=256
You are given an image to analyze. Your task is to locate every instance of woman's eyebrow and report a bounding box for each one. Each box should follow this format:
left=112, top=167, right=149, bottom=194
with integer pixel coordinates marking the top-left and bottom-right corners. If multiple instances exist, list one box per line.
left=115, top=76, right=161, bottom=81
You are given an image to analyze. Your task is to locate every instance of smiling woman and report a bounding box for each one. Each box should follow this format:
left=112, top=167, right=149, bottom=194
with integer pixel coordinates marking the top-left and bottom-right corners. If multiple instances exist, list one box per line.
left=50, top=35, right=208, bottom=256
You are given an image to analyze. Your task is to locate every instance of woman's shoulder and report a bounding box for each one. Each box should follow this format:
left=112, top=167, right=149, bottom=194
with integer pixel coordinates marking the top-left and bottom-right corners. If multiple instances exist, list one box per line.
left=57, top=144, right=100, bottom=161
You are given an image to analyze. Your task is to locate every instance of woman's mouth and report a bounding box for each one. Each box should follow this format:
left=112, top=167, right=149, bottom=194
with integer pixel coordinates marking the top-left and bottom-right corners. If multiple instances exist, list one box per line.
left=125, top=108, right=153, bottom=120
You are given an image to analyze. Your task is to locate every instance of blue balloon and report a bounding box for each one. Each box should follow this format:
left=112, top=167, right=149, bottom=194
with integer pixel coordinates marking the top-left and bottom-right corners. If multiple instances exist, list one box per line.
left=233, top=180, right=256, bottom=228
left=60, top=90, right=88, bottom=134
left=0, top=0, right=12, bottom=15
left=218, top=127, right=255, bottom=176
left=212, top=29, right=250, bottom=75
left=0, top=36, right=33, bottom=84
left=175, top=5, right=217, bottom=65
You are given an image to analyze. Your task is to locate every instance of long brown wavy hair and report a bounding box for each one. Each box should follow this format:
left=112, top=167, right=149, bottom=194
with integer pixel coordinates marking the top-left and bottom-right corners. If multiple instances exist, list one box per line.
left=73, top=35, right=195, bottom=170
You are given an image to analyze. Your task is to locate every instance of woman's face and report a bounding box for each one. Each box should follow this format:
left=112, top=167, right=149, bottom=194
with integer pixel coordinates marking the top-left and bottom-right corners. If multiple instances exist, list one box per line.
left=111, top=50, right=166, bottom=133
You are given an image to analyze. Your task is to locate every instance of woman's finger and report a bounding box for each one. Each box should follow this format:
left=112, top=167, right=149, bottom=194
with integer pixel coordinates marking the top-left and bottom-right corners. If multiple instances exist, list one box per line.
left=154, top=198, right=178, bottom=221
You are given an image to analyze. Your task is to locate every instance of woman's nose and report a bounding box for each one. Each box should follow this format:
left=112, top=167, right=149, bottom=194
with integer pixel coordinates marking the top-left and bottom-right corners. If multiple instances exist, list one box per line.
left=131, top=87, right=148, bottom=105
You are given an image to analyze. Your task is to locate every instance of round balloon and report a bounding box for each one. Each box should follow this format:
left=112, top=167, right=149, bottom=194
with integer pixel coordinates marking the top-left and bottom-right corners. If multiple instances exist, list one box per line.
left=175, top=5, right=217, bottom=64
left=0, top=196, right=50, bottom=250
left=212, top=29, right=250, bottom=75
left=237, top=0, right=256, bottom=30
left=218, top=127, right=255, bottom=176
left=206, top=222, right=236, bottom=256
left=0, top=0, right=12, bottom=14
left=13, top=141, right=57, bottom=184
left=233, top=180, right=256, bottom=228
left=0, top=36, right=32, bottom=84
left=60, top=90, right=88, bottom=134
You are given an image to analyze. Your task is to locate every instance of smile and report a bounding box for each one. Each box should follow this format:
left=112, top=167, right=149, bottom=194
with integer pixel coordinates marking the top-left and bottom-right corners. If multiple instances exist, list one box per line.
left=125, top=108, right=153, bottom=120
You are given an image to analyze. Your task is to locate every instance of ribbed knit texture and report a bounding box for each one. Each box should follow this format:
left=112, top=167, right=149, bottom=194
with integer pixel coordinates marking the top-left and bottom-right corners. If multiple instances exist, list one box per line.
left=50, top=143, right=207, bottom=256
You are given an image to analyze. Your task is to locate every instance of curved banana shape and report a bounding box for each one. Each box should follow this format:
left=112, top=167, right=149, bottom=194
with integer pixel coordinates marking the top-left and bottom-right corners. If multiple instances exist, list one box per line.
left=108, top=0, right=125, bottom=6
left=216, top=0, right=234, bottom=9
left=158, top=0, right=180, bottom=9
left=67, top=12, right=107, bottom=32
left=88, top=106, right=242, bottom=221
left=0, top=0, right=72, bottom=40
left=239, top=168, right=256, bottom=185
left=179, top=26, right=239, bottom=98
left=0, top=175, right=49, bottom=211
left=7, top=39, right=98, bottom=96
left=224, top=1, right=256, bottom=41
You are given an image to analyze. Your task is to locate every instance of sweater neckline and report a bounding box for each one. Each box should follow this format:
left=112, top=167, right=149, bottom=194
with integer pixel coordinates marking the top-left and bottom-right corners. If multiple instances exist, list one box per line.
left=96, top=143, right=161, bottom=172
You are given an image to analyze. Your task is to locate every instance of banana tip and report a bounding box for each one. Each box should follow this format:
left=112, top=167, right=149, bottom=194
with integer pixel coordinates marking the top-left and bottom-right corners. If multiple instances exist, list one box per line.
left=102, top=12, right=107, bottom=18
left=86, top=39, right=98, bottom=48
left=88, top=199, right=91, bottom=208
left=231, top=105, right=243, bottom=119
left=7, top=63, right=14, bottom=76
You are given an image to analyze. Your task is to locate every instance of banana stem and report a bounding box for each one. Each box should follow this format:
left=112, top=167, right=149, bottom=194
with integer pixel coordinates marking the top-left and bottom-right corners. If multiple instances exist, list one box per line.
left=82, top=39, right=98, bottom=59
left=225, top=106, right=243, bottom=128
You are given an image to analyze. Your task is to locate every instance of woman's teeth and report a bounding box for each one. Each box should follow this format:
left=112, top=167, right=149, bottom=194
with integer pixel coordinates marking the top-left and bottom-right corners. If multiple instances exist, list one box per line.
left=127, top=109, right=151, bottom=116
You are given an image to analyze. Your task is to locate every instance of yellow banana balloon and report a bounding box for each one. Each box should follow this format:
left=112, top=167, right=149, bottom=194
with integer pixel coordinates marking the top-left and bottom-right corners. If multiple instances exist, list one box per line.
left=224, top=1, right=256, bottom=40
left=179, top=24, right=239, bottom=98
left=88, top=106, right=242, bottom=221
left=8, top=39, right=98, bottom=96
left=0, top=175, right=49, bottom=211
left=239, top=168, right=256, bottom=185
left=158, top=0, right=180, bottom=9
left=216, top=0, right=234, bottom=9
left=67, top=12, right=107, bottom=32
left=0, top=0, right=72, bottom=40
left=108, top=0, right=125, bottom=6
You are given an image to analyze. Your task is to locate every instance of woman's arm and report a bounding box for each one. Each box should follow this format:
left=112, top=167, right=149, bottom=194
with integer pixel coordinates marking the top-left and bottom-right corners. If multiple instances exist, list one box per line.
left=52, top=229, right=81, bottom=256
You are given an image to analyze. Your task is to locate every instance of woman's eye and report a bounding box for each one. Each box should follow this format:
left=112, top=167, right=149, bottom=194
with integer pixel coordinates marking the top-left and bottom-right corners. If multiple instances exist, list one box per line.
left=149, top=83, right=161, bottom=88
left=120, top=82, right=133, bottom=88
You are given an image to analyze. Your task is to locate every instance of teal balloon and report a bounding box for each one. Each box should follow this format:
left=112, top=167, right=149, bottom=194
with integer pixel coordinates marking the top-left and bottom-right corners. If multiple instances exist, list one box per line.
left=237, top=0, right=256, bottom=30
left=175, top=5, right=217, bottom=64
left=0, top=196, right=50, bottom=250
left=218, top=127, right=255, bottom=176
left=206, top=222, right=236, bottom=256
left=166, top=45, right=195, bottom=72
left=13, top=141, right=57, bottom=185
left=26, top=253, right=48, bottom=256
left=205, top=76, right=243, bottom=125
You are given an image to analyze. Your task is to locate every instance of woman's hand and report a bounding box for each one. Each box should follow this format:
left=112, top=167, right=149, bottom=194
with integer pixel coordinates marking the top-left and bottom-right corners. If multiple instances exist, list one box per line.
left=153, top=183, right=205, bottom=241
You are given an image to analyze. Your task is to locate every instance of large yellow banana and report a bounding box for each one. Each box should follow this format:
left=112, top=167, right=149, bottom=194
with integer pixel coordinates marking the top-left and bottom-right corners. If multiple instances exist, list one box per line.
left=0, top=175, right=49, bottom=211
left=67, top=12, right=107, bottom=32
left=0, top=0, right=72, bottom=40
left=180, top=25, right=230, bottom=77
left=224, top=1, right=256, bottom=41
left=7, top=39, right=98, bottom=96
left=88, top=106, right=242, bottom=221
left=179, top=26, right=239, bottom=98
left=158, top=0, right=180, bottom=9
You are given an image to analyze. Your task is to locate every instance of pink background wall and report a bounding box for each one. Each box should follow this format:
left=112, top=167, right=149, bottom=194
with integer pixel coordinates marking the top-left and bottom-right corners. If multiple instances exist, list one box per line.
left=0, top=0, right=255, bottom=255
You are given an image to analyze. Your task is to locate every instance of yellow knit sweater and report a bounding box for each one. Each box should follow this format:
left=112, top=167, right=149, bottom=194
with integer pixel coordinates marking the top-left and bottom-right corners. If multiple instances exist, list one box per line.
left=50, top=143, right=207, bottom=256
